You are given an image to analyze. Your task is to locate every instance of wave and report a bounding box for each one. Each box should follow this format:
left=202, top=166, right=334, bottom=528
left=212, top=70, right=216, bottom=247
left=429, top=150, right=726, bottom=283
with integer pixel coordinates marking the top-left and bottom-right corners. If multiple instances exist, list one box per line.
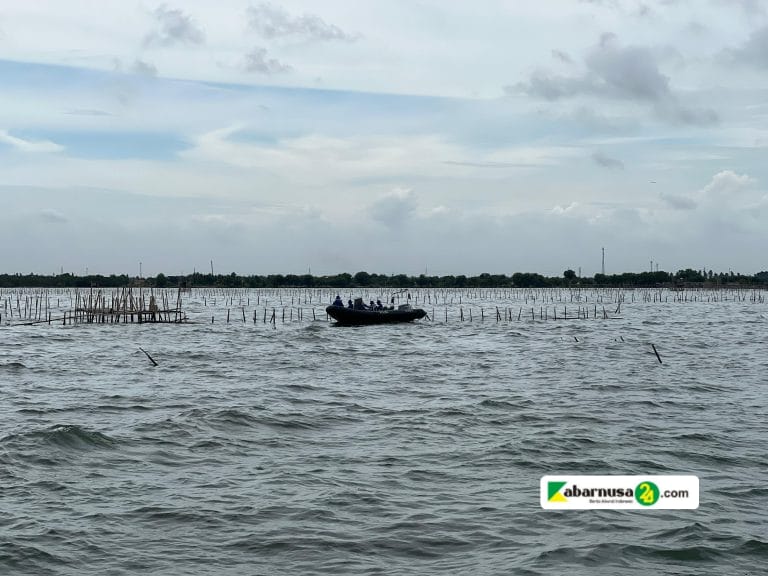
left=0, top=361, right=27, bottom=371
left=1, top=424, right=117, bottom=450
left=0, top=541, right=71, bottom=572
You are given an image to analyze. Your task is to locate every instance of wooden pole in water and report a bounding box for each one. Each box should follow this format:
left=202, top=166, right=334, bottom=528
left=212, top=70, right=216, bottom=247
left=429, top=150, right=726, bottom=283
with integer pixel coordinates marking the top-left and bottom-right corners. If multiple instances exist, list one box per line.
left=651, top=344, right=663, bottom=364
left=139, top=347, right=158, bottom=367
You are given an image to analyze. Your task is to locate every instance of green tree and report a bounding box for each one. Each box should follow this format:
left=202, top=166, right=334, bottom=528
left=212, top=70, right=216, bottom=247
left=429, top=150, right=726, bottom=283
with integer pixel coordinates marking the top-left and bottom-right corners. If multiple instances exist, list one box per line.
left=353, top=271, right=371, bottom=286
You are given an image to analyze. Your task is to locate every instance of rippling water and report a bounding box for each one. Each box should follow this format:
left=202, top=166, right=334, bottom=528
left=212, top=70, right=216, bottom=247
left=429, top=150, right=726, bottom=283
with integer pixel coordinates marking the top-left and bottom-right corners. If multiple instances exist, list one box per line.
left=2, top=288, right=767, bottom=575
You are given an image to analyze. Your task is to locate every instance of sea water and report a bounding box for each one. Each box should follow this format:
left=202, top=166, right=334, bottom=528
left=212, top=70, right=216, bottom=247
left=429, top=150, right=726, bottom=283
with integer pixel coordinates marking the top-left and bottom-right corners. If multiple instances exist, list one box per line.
left=1, top=288, right=766, bottom=575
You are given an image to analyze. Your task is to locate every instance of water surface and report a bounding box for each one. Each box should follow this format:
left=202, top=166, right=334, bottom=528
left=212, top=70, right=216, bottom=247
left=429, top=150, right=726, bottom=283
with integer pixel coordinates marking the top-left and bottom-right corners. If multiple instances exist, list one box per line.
left=1, top=288, right=766, bottom=575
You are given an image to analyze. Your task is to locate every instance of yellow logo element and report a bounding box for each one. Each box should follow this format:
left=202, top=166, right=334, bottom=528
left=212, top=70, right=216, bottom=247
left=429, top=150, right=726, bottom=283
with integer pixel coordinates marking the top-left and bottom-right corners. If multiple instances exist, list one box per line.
left=548, top=481, right=568, bottom=502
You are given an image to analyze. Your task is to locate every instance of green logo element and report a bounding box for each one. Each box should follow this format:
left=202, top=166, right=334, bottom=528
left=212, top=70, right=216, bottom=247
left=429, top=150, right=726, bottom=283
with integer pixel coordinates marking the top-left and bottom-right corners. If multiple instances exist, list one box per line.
left=548, top=481, right=568, bottom=502
left=635, top=481, right=660, bottom=506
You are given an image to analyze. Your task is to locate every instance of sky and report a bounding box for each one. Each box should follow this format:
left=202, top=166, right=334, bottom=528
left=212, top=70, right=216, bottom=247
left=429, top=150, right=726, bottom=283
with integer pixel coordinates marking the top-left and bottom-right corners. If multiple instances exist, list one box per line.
left=1, top=0, right=768, bottom=277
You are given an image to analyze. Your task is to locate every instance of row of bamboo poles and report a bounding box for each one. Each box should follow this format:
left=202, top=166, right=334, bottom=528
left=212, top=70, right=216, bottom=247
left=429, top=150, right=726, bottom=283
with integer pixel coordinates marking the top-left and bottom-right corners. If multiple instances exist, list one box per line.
left=172, top=286, right=767, bottom=307
left=1, top=286, right=765, bottom=327
left=206, top=303, right=620, bottom=325
left=1, top=287, right=186, bottom=325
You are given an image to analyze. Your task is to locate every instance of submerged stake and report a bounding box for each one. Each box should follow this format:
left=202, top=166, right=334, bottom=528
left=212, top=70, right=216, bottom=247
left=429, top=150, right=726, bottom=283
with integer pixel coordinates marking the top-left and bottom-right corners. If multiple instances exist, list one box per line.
left=138, top=347, right=158, bottom=367
left=651, top=343, right=662, bottom=364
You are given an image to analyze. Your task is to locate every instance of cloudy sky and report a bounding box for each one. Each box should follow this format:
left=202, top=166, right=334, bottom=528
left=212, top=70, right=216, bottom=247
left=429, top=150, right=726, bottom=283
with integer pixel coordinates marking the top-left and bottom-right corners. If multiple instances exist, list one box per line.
left=1, top=0, right=767, bottom=276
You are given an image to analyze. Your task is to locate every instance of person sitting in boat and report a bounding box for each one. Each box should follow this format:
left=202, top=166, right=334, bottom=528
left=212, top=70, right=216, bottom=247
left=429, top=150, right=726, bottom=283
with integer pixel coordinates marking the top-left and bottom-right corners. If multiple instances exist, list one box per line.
left=332, top=295, right=344, bottom=307
left=375, top=299, right=383, bottom=310
left=347, top=299, right=353, bottom=309
left=369, top=300, right=376, bottom=310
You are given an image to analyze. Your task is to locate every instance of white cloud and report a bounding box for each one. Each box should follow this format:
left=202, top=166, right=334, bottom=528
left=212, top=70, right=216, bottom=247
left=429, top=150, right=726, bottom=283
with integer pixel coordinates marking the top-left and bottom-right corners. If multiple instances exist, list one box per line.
left=179, top=126, right=584, bottom=191
left=660, top=169, right=759, bottom=213
left=0, top=130, right=64, bottom=153
left=698, top=169, right=756, bottom=203
left=551, top=201, right=579, bottom=214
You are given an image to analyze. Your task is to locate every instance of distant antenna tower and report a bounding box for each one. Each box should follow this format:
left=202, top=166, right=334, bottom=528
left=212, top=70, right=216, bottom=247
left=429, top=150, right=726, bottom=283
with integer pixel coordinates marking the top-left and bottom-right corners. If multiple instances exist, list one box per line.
left=601, top=247, right=605, bottom=275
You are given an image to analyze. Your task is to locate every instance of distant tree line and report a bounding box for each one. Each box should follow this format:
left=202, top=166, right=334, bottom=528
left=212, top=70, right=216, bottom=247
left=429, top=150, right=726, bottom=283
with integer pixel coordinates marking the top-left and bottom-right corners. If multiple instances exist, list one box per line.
left=1, top=269, right=766, bottom=288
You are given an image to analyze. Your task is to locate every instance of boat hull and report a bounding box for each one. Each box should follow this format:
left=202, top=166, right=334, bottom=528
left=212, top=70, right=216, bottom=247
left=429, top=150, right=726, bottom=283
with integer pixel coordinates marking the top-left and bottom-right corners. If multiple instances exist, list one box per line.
left=325, top=305, right=427, bottom=325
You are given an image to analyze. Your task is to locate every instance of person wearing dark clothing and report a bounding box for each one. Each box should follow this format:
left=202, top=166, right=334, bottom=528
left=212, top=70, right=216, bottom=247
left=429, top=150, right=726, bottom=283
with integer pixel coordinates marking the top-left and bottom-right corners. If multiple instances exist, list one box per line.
left=376, top=299, right=383, bottom=310
left=333, top=295, right=344, bottom=307
left=347, top=299, right=353, bottom=309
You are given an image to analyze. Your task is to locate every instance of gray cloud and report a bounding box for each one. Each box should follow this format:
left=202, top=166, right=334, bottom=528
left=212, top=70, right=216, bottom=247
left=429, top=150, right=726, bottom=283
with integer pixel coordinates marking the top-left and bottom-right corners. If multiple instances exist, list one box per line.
left=636, top=3, right=652, bottom=17
left=145, top=5, right=205, bottom=47
left=730, top=0, right=766, bottom=16
left=369, top=188, right=417, bottom=229
left=587, top=37, right=673, bottom=101
left=578, top=0, right=619, bottom=6
left=686, top=21, right=707, bottom=35
left=727, top=25, right=768, bottom=69
left=443, top=160, right=537, bottom=169
left=244, top=47, right=292, bottom=74
left=511, top=35, right=717, bottom=125
left=64, top=109, right=112, bottom=117
left=551, top=50, right=574, bottom=65
left=39, top=209, right=68, bottom=224
left=660, top=191, right=696, bottom=210
left=592, top=151, right=625, bottom=170
left=247, top=3, right=356, bottom=42
left=131, top=59, right=158, bottom=77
